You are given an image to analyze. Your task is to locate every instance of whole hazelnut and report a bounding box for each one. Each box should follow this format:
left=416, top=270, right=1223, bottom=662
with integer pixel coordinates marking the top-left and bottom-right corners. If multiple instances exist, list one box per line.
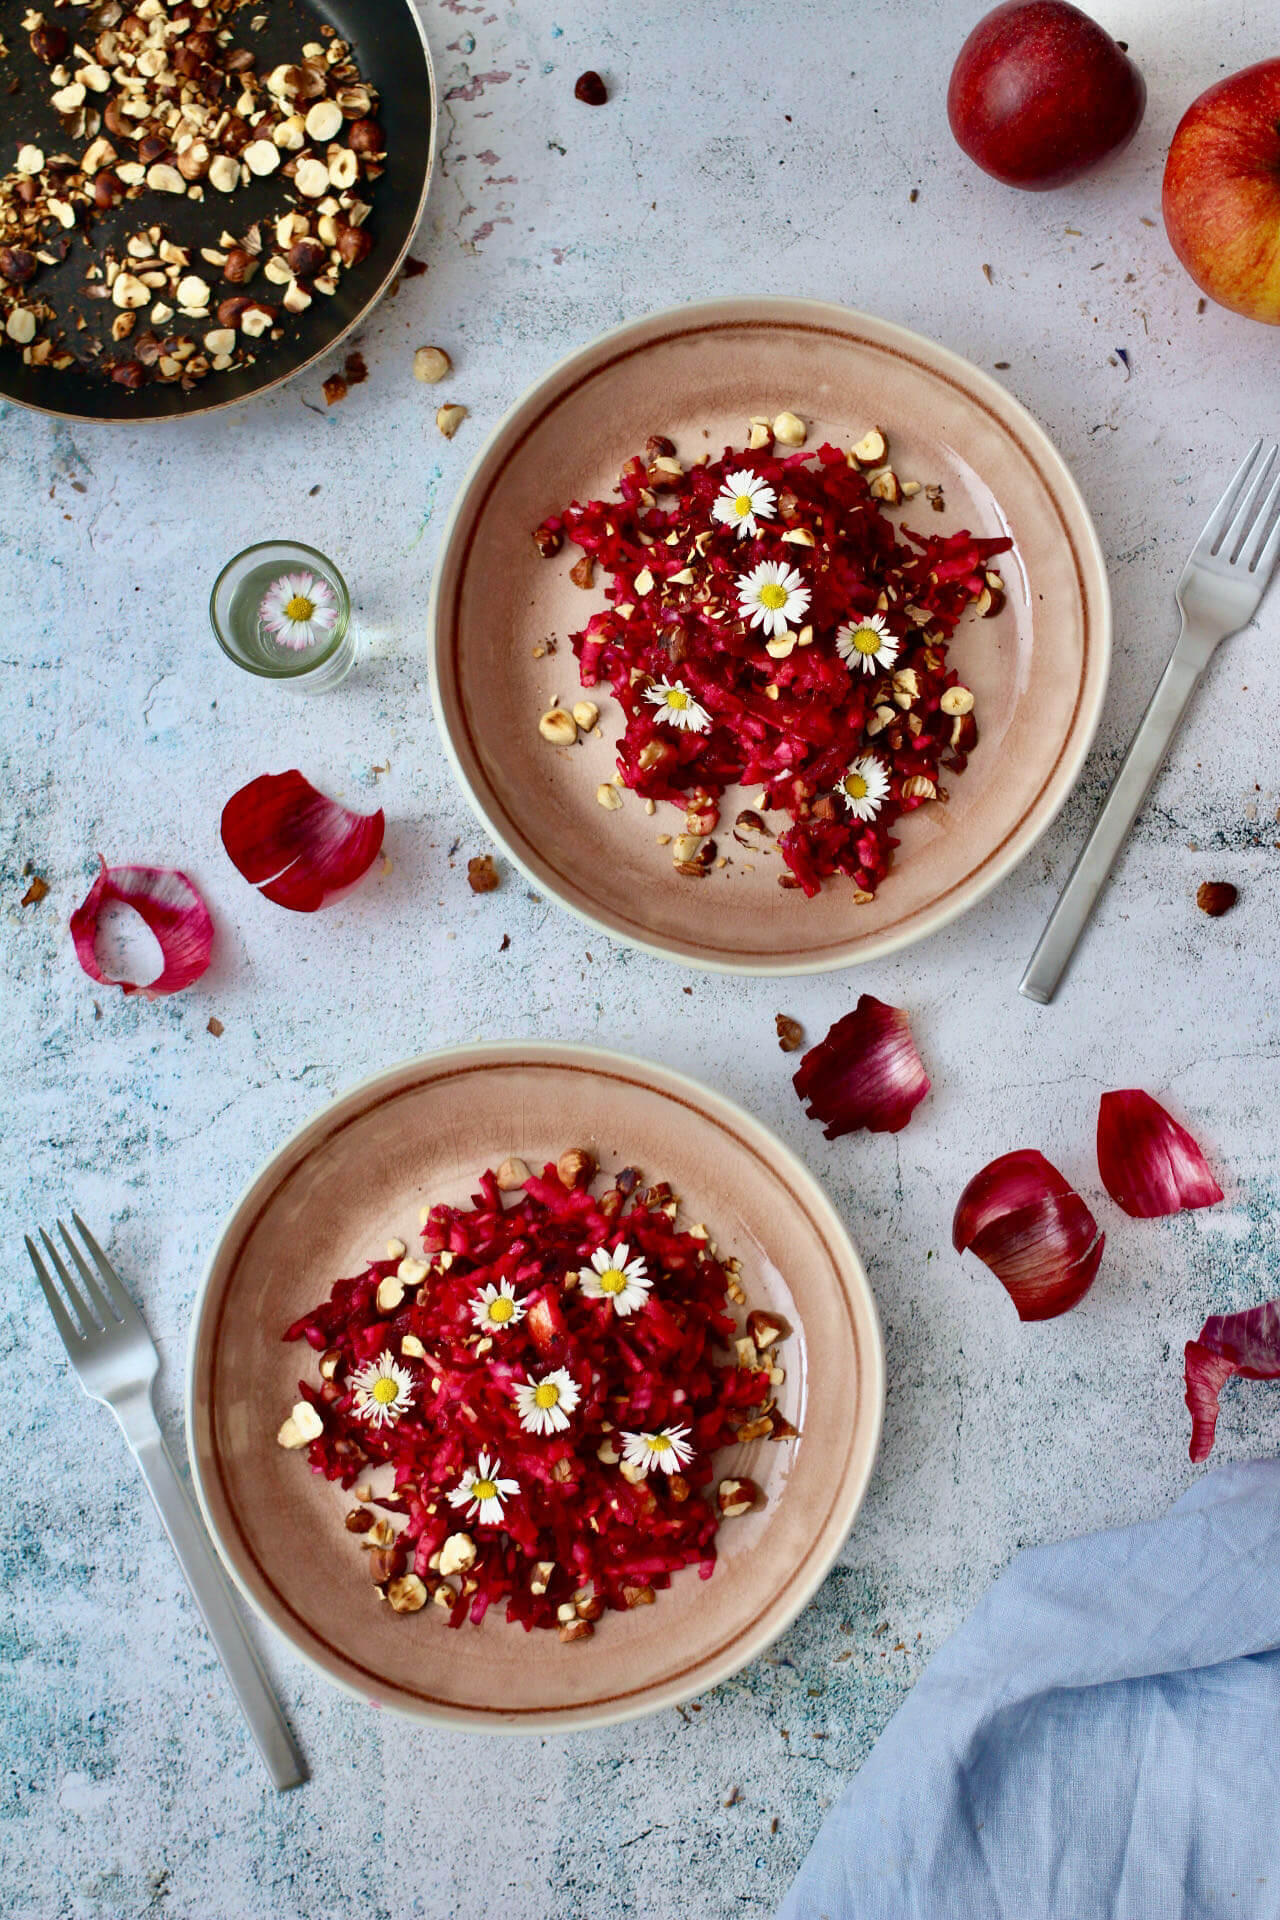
left=216, top=294, right=254, bottom=328
left=0, top=247, right=38, bottom=286
left=1196, top=881, right=1238, bottom=918
left=335, top=223, right=373, bottom=267
left=29, top=20, right=69, bottom=63
left=574, top=69, right=608, bottom=105
left=347, top=118, right=384, bottom=155
left=111, top=360, right=147, bottom=389
left=287, top=237, right=328, bottom=278
left=222, top=247, right=254, bottom=285
left=93, top=169, right=125, bottom=209
left=367, top=1544, right=407, bottom=1586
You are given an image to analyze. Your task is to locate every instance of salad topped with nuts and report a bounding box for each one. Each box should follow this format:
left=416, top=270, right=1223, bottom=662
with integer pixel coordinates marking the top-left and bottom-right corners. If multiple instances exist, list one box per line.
left=533, top=415, right=1012, bottom=900
left=0, top=0, right=385, bottom=391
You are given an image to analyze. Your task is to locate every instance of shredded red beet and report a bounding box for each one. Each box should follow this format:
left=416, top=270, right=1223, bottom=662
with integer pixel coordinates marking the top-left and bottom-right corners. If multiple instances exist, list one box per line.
left=282, top=1162, right=786, bottom=1633
left=540, top=428, right=1010, bottom=896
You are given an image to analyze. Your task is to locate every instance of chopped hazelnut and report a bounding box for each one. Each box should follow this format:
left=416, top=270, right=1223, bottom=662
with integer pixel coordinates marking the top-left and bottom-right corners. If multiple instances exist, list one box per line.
left=436, top=404, right=468, bottom=439
left=439, top=1531, right=477, bottom=1576
left=413, top=344, right=451, bottom=383
left=772, top=410, right=807, bottom=447
left=538, top=707, right=578, bottom=746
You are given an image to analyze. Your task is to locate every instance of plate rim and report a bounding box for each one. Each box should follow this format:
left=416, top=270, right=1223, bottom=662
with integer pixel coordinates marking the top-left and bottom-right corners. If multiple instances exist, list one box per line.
left=427, top=294, right=1112, bottom=976
left=184, top=1039, right=885, bottom=1733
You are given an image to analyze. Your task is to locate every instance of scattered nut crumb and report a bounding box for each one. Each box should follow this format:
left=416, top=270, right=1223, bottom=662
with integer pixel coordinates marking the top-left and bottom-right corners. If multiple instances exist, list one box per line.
left=436, top=403, right=468, bottom=438
left=775, top=1014, right=804, bottom=1052
left=467, top=853, right=500, bottom=893
left=207, top=1017, right=225, bottom=1039
left=344, top=350, right=368, bottom=386
left=538, top=706, right=578, bottom=746
left=413, top=344, right=451, bottom=383
left=496, top=1156, right=531, bottom=1190
left=573, top=70, right=608, bottom=105
left=322, top=373, right=348, bottom=406
left=20, top=875, right=48, bottom=906
left=1197, top=881, right=1238, bottom=917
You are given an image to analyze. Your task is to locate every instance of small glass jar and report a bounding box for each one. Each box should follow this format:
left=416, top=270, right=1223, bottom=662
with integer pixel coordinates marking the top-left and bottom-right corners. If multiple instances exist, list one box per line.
left=209, top=539, right=357, bottom=692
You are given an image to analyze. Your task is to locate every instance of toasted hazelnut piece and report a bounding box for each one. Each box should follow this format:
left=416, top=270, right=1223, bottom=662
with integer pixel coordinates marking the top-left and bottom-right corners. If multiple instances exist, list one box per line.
left=623, top=1583, right=656, bottom=1608
left=977, top=579, right=1006, bottom=617
left=432, top=1580, right=456, bottom=1611
left=439, top=1531, right=477, bottom=1576
left=558, top=1618, right=594, bottom=1642
left=530, top=1560, right=555, bottom=1595
left=736, top=1336, right=760, bottom=1370
left=328, top=149, right=360, bottom=192
left=240, top=305, right=276, bottom=339
left=208, top=154, right=240, bottom=194
left=295, top=156, right=331, bottom=198
left=176, top=274, right=212, bottom=311
left=244, top=139, right=281, bottom=177
left=576, top=1593, right=604, bottom=1622
left=900, top=479, right=923, bottom=498
left=865, top=703, right=896, bottom=737
left=376, top=1274, right=405, bottom=1313
left=949, top=712, right=978, bottom=754
left=272, top=115, right=307, bottom=153
left=596, top=783, right=623, bottom=812
left=496, top=1156, right=531, bottom=1191
left=436, top=403, right=468, bottom=439
left=571, top=699, right=599, bottom=731
left=367, top=1543, right=407, bottom=1585
left=869, top=468, right=904, bottom=505
left=668, top=1473, right=691, bottom=1503
left=6, top=309, right=37, bottom=346
left=397, top=1256, right=429, bottom=1286
left=344, top=1506, right=375, bottom=1534
left=940, top=685, right=975, bottom=716
left=387, top=1573, right=428, bottom=1613
left=1197, top=881, right=1238, bottom=917
left=765, top=634, right=796, bottom=660
left=557, top=1146, right=595, bottom=1189
left=891, top=667, right=920, bottom=709
left=736, top=1415, right=774, bottom=1443
left=276, top=1400, right=323, bottom=1448
left=670, top=833, right=703, bottom=864
left=747, top=418, right=772, bottom=450
left=902, top=774, right=937, bottom=800
left=385, top=1237, right=407, bottom=1260
left=852, top=427, right=888, bottom=467
left=780, top=526, right=816, bottom=547
left=618, top=1460, right=646, bottom=1484
left=413, top=344, right=450, bottom=384
left=398, top=1333, right=426, bottom=1362
left=52, top=81, right=87, bottom=112
left=746, top=1309, right=788, bottom=1349
left=16, top=145, right=45, bottom=176
left=283, top=279, right=312, bottom=315
left=305, top=99, right=345, bottom=142
left=596, top=1438, right=620, bottom=1465
left=717, top=1477, right=762, bottom=1519
left=319, top=1346, right=344, bottom=1381
left=538, top=707, right=578, bottom=746
left=633, top=567, right=655, bottom=595
left=772, top=409, right=807, bottom=447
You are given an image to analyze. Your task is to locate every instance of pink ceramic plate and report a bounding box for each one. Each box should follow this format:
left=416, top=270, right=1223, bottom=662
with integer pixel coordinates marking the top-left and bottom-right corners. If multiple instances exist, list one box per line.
left=429, top=297, right=1110, bottom=974
left=186, top=1044, right=883, bottom=1731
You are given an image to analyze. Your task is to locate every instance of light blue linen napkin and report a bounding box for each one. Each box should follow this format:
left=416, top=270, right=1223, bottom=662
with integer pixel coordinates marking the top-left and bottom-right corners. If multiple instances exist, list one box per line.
left=779, top=1460, right=1280, bottom=1920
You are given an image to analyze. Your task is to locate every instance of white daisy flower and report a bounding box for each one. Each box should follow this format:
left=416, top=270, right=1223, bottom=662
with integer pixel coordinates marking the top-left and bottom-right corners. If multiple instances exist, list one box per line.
left=580, top=1242, right=652, bottom=1317
left=711, top=468, right=778, bottom=540
left=737, top=559, right=811, bottom=638
left=620, top=1425, right=694, bottom=1476
left=644, top=677, right=711, bottom=733
left=837, top=755, right=891, bottom=822
left=350, top=1350, right=415, bottom=1429
left=512, top=1367, right=581, bottom=1436
left=258, top=569, right=338, bottom=651
left=836, top=611, right=898, bottom=674
left=470, top=1277, right=526, bottom=1333
left=447, top=1450, right=519, bottom=1526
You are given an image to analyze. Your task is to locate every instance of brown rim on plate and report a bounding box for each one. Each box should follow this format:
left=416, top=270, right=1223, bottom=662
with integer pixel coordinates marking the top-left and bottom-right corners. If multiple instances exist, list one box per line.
left=428, top=297, right=1111, bottom=974
left=186, top=1043, right=884, bottom=1731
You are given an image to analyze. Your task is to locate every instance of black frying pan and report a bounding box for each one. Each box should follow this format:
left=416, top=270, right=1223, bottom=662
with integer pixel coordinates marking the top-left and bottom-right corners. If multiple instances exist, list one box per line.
left=0, top=0, right=434, bottom=421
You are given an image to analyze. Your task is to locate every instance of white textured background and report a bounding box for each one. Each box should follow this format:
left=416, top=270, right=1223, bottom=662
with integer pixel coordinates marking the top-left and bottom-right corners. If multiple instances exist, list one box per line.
left=2, top=2, right=1278, bottom=1916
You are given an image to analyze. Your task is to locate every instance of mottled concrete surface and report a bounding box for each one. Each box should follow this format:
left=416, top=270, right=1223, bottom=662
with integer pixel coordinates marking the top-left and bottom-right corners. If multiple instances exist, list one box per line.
left=2, top=2, right=1278, bottom=1915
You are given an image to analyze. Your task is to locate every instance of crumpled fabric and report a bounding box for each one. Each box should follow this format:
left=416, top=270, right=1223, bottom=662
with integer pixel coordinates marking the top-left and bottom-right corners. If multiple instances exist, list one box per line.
left=779, top=1460, right=1280, bottom=1920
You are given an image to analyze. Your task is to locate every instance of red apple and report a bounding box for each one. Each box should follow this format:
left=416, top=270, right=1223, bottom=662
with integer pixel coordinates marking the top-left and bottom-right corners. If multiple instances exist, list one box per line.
left=1163, top=60, right=1280, bottom=324
left=948, top=1, right=1146, bottom=190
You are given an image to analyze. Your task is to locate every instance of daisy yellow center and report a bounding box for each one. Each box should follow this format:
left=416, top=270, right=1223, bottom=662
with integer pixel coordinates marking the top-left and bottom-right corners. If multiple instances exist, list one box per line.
left=599, top=1268, right=626, bottom=1294
left=733, top=494, right=754, bottom=516
left=283, top=594, right=316, bottom=623
left=851, top=625, right=881, bottom=655
left=533, top=1381, right=561, bottom=1409
left=844, top=773, right=869, bottom=800
left=472, top=1478, right=498, bottom=1502
left=371, top=1375, right=399, bottom=1405
left=648, top=1434, right=672, bottom=1454
left=759, top=582, right=789, bottom=610
left=488, top=1296, right=515, bottom=1324
left=664, top=689, right=690, bottom=711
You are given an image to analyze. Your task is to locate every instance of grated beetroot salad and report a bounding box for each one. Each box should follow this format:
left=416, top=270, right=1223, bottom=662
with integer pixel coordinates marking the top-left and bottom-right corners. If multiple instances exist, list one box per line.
left=535, top=424, right=1012, bottom=898
left=281, top=1157, right=789, bottom=1637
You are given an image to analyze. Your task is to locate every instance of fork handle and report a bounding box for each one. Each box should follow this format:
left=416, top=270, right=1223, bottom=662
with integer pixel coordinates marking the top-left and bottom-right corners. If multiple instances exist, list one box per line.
left=131, top=1419, right=306, bottom=1790
left=1019, top=640, right=1205, bottom=1003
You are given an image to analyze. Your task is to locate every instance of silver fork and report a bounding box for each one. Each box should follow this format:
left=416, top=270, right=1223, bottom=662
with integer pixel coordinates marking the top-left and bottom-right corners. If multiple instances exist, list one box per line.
left=1020, top=440, right=1280, bottom=1003
left=26, top=1215, right=306, bottom=1790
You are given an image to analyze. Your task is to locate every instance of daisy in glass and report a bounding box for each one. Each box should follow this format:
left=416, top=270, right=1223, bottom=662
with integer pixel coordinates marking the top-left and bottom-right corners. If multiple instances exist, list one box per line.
left=737, top=560, right=811, bottom=639
left=711, top=469, right=778, bottom=540
left=620, top=1425, right=694, bottom=1476
left=258, top=569, right=338, bottom=651
left=580, top=1242, right=652, bottom=1317
left=448, top=1451, right=519, bottom=1526
left=836, top=611, right=898, bottom=675
left=350, top=1350, right=415, bottom=1429
left=512, top=1367, right=581, bottom=1436
left=644, top=677, right=711, bottom=733
left=837, top=755, right=891, bottom=822
left=470, top=1277, right=527, bottom=1333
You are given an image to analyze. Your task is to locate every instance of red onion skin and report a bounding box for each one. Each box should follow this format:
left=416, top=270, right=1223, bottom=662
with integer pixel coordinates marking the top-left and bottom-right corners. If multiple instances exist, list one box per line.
left=954, top=1151, right=1104, bottom=1322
